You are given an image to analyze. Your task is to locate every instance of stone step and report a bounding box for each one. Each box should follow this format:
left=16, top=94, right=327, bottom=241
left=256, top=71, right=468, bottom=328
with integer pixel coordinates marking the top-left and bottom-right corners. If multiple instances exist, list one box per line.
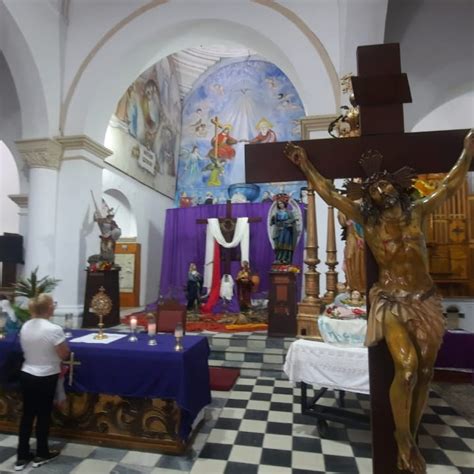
left=209, top=359, right=287, bottom=379
left=204, top=331, right=296, bottom=379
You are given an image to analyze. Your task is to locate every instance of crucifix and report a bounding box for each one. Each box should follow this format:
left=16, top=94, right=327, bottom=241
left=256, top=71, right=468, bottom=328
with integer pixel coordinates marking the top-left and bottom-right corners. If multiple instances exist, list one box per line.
left=245, top=43, right=472, bottom=474
left=197, top=200, right=261, bottom=275
left=62, top=351, right=81, bottom=386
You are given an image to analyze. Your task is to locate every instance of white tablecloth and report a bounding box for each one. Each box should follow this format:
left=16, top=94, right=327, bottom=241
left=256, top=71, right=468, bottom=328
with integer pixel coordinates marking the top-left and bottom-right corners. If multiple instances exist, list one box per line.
left=283, top=339, right=370, bottom=394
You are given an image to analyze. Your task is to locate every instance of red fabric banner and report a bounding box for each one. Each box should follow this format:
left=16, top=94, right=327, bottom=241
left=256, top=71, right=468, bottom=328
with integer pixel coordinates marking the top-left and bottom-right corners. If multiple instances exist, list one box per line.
left=201, top=240, right=221, bottom=313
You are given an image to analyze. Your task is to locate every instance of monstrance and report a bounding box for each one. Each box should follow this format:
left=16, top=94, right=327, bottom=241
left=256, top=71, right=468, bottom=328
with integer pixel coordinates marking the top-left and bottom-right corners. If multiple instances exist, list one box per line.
left=91, top=286, right=112, bottom=340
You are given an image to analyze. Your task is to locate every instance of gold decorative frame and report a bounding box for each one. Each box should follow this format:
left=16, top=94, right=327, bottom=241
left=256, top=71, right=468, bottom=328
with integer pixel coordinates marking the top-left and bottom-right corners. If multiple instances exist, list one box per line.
left=300, top=114, right=338, bottom=140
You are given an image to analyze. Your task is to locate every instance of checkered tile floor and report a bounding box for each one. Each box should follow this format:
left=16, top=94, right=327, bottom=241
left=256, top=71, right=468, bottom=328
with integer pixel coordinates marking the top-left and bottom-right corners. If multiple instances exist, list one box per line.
left=0, top=377, right=472, bottom=473
left=192, top=377, right=474, bottom=474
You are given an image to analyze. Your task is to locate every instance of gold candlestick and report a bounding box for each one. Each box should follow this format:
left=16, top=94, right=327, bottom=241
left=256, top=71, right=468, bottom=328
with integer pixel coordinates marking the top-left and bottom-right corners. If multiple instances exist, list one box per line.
left=90, top=287, right=112, bottom=340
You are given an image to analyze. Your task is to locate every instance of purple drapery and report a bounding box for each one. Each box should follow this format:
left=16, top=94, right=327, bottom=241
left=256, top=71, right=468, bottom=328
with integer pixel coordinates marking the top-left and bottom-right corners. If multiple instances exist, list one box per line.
left=157, top=202, right=304, bottom=308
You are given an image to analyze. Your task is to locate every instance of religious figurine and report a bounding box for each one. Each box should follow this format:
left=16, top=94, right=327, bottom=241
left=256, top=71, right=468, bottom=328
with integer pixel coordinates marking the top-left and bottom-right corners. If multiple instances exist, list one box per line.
left=268, top=195, right=299, bottom=264
left=285, top=130, right=473, bottom=474
left=338, top=206, right=366, bottom=293
left=235, top=261, right=254, bottom=311
left=328, top=74, right=360, bottom=139
left=186, top=263, right=203, bottom=311
left=0, top=295, right=21, bottom=334
left=93, top=207, right=122, bottom=264
left=219, top=274, right=234, bottom=305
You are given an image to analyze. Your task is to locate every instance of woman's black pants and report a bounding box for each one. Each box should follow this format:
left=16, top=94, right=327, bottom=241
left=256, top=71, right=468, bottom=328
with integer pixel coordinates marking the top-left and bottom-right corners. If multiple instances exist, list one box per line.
left=17, top=372, right=58, bottom=459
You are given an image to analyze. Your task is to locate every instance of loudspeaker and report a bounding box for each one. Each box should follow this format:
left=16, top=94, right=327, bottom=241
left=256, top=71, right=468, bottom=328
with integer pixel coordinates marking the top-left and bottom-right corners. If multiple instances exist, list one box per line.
left=0, top=233, right=24, bottom=264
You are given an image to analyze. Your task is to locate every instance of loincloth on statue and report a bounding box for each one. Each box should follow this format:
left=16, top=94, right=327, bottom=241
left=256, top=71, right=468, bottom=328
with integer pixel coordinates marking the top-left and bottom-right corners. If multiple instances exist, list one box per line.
left=365, top=285, right=445, bottom=349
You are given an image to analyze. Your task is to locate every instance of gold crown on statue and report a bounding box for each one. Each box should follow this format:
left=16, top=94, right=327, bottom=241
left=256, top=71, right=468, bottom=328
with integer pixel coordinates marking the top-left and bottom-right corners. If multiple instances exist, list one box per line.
left=275, top=193, right=290, bottom=204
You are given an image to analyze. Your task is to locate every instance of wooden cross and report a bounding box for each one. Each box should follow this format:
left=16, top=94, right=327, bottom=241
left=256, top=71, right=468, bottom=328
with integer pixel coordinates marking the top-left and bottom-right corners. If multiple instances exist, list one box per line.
left=62, top=351, right=81, bottom=386
left=245, top=43, right=472, bottom=474
left=197, top=200, right=261, bottom=275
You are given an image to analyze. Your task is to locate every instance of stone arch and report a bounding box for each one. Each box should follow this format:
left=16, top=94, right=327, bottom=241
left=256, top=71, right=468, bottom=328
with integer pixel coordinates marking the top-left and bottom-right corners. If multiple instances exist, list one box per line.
left=0, top=2, right=51, bottom=138
left=63, top=2, right=340, bottom=142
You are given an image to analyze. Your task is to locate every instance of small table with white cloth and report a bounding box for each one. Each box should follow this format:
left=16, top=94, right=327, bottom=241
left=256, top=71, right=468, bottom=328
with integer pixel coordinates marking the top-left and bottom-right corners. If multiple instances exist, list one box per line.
left=283, top=338, right=370, bottom=437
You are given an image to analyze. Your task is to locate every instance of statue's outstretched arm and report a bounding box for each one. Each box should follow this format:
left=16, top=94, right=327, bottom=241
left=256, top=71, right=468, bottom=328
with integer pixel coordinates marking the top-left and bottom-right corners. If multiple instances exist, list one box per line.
left=284, top=143, right=362, bottom=223
left=420, top=129, right=473, bottom=215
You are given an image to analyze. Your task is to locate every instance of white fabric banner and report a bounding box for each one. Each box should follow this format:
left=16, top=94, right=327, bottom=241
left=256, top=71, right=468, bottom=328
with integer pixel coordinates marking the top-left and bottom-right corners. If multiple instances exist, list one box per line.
left=284, top=339, right=370, bottom=394
left=203, top=217, right=249, bottom=290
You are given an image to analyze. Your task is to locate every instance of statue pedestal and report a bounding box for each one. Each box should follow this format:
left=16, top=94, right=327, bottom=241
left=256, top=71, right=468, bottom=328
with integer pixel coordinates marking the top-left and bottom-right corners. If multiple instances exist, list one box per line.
left=268, top=272, right=297, bottom=337
left=82, top=269, right=120, bottom=328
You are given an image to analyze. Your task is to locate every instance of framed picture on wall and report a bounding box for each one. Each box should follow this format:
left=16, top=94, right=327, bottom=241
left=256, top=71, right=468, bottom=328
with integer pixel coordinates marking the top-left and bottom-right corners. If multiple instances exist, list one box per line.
left=115, top=242, right=141, bottom=308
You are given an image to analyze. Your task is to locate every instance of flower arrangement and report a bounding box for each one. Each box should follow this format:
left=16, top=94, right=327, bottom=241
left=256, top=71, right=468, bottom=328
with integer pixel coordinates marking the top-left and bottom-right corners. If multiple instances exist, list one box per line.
left=412, top=179, right=436, bottom=198
left=325, top=304, right=367, bottom=320
left=88, top=261, right=113, bottom=272
left=271, top=264, right=301, bottom=273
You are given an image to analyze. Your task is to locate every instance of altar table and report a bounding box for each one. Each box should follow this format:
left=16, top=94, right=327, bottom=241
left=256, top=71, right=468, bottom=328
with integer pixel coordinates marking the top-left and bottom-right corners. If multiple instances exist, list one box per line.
left=284, top=339, right=370, bottom=437
left=0, top=330, right=211, bottom=454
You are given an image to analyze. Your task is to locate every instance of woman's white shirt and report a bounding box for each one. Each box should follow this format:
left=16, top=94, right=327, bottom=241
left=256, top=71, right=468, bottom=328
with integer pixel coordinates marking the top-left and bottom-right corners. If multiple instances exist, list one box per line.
left=20, top=318, right=66, bottom=376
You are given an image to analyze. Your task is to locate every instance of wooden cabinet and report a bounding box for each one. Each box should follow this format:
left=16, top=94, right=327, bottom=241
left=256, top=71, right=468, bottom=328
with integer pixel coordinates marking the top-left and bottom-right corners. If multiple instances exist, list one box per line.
left=82, top=269, right=120, bottom=328
left=268, top=272, right=297, bottom=337
left=421, top=174, right=473, bottom=297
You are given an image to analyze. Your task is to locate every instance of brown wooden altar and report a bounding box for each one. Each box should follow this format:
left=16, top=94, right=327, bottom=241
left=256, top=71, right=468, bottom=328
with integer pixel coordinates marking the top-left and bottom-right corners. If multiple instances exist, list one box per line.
left=0, top=390, right=194, bottom=454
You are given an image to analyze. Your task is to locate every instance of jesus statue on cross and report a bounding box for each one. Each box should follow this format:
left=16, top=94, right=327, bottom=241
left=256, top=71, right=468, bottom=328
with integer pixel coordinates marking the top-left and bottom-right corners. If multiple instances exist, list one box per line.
left=284, top=130, right=473, bottom=474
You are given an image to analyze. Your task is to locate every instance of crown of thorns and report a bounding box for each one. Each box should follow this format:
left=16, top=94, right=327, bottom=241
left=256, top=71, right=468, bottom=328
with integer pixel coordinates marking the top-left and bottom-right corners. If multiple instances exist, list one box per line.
left=344, top=150, right=417, bottom=200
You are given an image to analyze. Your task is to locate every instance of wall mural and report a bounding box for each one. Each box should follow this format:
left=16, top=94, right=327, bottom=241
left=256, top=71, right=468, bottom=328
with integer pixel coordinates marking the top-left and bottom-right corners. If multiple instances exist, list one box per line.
left=176, top=57, right=306, bottom=207
left=106, top=58, right=181, bottom=198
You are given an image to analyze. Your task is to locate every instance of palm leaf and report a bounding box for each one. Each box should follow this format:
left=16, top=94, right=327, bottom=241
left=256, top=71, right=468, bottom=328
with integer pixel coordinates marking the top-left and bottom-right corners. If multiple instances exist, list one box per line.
left=13, top=267, right=60, bottom=298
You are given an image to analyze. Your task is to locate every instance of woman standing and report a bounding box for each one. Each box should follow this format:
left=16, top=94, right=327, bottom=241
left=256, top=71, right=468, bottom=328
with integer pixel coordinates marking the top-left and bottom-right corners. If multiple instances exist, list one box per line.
left=15, top=294, right=70, bottom=471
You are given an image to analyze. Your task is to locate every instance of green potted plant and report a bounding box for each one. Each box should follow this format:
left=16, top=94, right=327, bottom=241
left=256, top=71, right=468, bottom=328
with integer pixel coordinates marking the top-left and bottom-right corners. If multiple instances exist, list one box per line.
left=12, top=267, right=60, bottom=324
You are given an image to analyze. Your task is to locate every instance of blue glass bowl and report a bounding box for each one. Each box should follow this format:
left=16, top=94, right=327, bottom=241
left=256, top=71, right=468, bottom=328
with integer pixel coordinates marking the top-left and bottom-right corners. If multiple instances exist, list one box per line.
left=227, top=183, right=260, bottom=202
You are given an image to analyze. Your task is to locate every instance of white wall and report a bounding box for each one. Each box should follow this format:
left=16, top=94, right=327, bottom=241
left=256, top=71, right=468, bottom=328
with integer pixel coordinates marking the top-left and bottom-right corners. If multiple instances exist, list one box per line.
left=411, top=91, right=474, bottom=133
left=102, top=167, right=172, bottom=306
left=0, top=141, right=19, bottom=235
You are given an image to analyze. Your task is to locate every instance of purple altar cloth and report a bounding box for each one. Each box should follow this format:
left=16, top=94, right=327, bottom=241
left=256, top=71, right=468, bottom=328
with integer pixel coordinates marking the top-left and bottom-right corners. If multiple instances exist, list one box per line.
left=0, top=330, right=211, bottom=440
left=158, top=202, right=304, bottom=310
left=435, top=330, right=474, bottom=371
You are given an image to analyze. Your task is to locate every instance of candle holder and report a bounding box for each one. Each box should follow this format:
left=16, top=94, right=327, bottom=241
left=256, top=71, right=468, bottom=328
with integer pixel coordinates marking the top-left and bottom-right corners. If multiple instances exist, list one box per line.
left=147, top=313, right=157, bottom=346
left=174, top=336, right=183, bottom=352
left=174, top=322, right=184, bottom=351
left=129, top=316, right=138, bottom=342
left=64, top=313, right=73, bottom=338
left=128, top=326, right=138, bottom=342
left=91, top=287, right=112, bottom=340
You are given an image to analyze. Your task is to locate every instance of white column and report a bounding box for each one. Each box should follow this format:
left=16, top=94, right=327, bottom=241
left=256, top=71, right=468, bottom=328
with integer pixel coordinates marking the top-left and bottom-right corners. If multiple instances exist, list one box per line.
left=15, top=139, right=62, bottom=279
left=53, top=135, right=111, bottom=319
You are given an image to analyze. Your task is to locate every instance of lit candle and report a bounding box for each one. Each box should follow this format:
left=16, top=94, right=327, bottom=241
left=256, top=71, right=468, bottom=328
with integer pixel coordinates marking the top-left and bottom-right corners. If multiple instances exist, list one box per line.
left=130, top=317, right=137, bottom=331
left=148, top=322, right=156, bottom=336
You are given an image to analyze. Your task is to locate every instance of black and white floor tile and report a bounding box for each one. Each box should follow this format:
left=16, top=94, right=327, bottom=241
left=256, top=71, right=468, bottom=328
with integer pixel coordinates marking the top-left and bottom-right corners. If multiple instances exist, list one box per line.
left=191, top=377, right=474, bottom=474
left=0, top=378, right=472, bottom=473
